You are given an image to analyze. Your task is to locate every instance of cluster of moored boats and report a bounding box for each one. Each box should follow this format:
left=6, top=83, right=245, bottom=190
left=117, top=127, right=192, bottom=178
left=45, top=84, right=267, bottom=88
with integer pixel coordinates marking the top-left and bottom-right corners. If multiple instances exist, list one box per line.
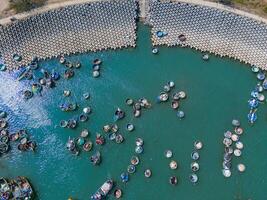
left=157, top=81, right=186, bottom=119
left=0, top=177, right=34, bottom=200
left=59, top=55, right=81, bottom=79
left=15, top=57, right=60, bottom=100
left=0, top=111, right=36, bottom=156
left=247, top=66, right=266, bottom=124
left=222, top=120, right=245, bottom=177
left=189, top=141, right=203, bottom=184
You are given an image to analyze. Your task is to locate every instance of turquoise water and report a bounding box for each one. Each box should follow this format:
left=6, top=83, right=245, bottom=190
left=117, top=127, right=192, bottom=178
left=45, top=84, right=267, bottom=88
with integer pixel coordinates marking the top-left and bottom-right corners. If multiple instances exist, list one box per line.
left=0, top=24, right=267, bottom=200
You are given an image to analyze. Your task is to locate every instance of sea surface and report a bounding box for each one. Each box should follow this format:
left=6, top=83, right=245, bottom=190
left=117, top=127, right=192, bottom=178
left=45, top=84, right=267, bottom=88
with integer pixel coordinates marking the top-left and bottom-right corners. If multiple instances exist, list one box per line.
left=0, top=24, right=266, bottom=200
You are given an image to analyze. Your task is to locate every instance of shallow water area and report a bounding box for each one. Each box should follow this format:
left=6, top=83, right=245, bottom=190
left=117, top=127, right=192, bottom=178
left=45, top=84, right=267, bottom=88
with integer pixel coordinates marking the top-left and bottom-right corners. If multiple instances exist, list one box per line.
left=0, top=24, right=267, bottom=200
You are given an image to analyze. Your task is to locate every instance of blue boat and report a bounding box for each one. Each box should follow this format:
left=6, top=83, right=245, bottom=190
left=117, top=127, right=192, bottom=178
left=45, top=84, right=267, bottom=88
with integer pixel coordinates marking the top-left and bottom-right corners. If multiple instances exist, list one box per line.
left=248, top=98, right=259, bottom=109
left=248, top=110, right=257, bottom=124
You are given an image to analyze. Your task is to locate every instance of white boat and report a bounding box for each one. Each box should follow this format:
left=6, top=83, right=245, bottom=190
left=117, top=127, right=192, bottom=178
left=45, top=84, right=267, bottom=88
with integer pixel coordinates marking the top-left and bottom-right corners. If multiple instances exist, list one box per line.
left=91, top=179, right=113, bottom=200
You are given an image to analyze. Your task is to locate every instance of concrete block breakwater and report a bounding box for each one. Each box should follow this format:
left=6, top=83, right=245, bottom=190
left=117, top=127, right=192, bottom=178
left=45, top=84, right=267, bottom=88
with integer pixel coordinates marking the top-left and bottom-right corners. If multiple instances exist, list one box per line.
left=148, top=0, right=267, bottom=70
left=0, top=0, right=138, bottom=70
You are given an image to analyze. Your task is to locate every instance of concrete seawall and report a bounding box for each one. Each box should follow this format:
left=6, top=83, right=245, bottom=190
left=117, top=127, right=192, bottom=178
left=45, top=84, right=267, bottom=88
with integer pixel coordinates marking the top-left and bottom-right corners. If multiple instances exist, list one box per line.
left=148, top=0, right=267, bottom=70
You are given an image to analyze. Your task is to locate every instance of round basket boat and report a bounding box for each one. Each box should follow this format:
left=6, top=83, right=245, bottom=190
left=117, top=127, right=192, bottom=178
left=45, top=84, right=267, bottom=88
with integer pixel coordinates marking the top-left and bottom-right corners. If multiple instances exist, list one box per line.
left=115, top=134, right=124, bottom=144
left=158, top=92, right=169, bottom=102
left=251, top=66, right=259, bottom=73
left=152, top=48, right=158, bottom=54
left=0, top=135, right=9, bottom=144
left=130, top=156, right=139, bottom=166
left=0, top=143, right=9, bottom=154
left=257, top=72, right=265, bottom=81
left=135, top=146, right=143, bottom=154
left=191, top=151, right=200, bottom=160
left=189, top=173, right=198, bottom=183
left=80, top=129, right=89, bottom=138
left=92, top=65, right=100, bottom=71
left=169, top=176, right=178, bottom=185
left=120, top=172, right=129, bottom=183
left=165, top=150, right=173, bottom=158
left=126, top=98, right=134, bottom=106
left=108, top=133, right=116, bottom=141
left=83, top=141, right=93, bottom=151
left=127, top=165, right=136, bottom=174
left=136, top=138, right=144, bottom=146
left=126, top=123, right=134, bottom=132
left=79, top=114, right=88, bottom=122
left=144, top=169, right=152, bottom=178
left=177, top=110, right=185, bottom=119
left=23, top=90, right=33, bottom=100
left=171, top=101, right=179, bottom=109
left=60, top=120, right=68, bottom=128
left=114, top=189, right=122, bottom=199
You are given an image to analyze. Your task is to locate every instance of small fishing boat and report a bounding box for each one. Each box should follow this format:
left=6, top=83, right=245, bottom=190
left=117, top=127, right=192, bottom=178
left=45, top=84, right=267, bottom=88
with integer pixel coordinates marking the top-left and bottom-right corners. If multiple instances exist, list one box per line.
left=80, top=129, right=89, bottom=138
left=59, top=56, right=66, bottom=64
left=0, top=135, right=9, bottom=144
left=67, top=119, right=77, bottom=129
left=66, top=137, right=79, bottom=156
left=0, top=119, right=7, bottom=129
left=257, top=93, right=265, bottom=102
left=144, top=169, right=152, bottom=178
left=130, top=156, right=139, bottom=165
left=83, top=107, right=91, bottom=114
left=194, top=141, right=203, bottom=150
left=156, top=31, right=167, bottom=38
left=237, top=163, right=246, bottom=172
left=120, top=173, right=129, bottom=183
left=29, top=62, right=38, bottom=70
left=133, top=109, right=141, bottom=118
left=90, top=151, right=101, bottom=165
left=136, top=138, right=144, bottom=146
left=251, top=66, right=259, bottom=73
left=178, top=91, right=186, bottom=99
left=95, top=134, right=105, bottom=145
left=51, top=71, right=60, bottom=81
left=60, top=120, right=68, bottom=128
left=172, top=92, right=180, bottom=100
left=127, top=165, right=136, bottom=174
left=114, top=108, right=125, bottom=121
left=10, top=176, right=34, bottom=199
left=114, top=189, right=122, bottom=199
left=92, top=65, right=100, bottom=71
left=83, top=92, right=90, bottom=100
left=263, top=79, right=267, bottom=90
left=168, top=81, right=175, bottom=88
left=222, top=169, right=231, bottom=177
left=177, top=110, right=185, bottom=119
left=0, top=63, right=6, bottom=71
left=92, top=70, right=100, bottom=78
left=74, top=62, right=81, bottom=69
left=23, top=90, right=33, bottom=100
left=125, top=98, right=134, bottom=106
left=152, top=48, right=158, bottom=54
left=178, top=34, right=186, bottom=42
left=108, top=133, right=116, bottom=141
left=115, top=134, right=124, bottom=144
left=135, top=146, right=143, bottom=154
left=169, top=176, right=178, bottom=185
left=191, top=162, right=199, bottom=172
left=189, top=173, right=198, bottom=183
left=248, top=109, right=257, bottom=124
left=202, top=54, right=209, bottom=61
left=111, top=124, right=118, bottom=133
left=171, top=101, right=179, bottom=109
left=93, top=59, right=102, bottom=66
left=60, top=102, right=77, bottom=112
left=0, top=178, right=11, bottom=199
left=165, top=150, right=173, bottom=158
left=0, top=111, right=6, bottom=119
left=13, top=54, right=22, bottom=62
left=163, top=85, right=171, bottom=92
left=191, top=151, right=199, bottom=160
left=158, top=92, right=168, bottom=102
left=235, top=127, right=243, bottom=135
left=103, top=125, right=111, bottom=133
left=64, top=69, right=74, bottom=79
left=31, top=83, right=42, bottom=94
left=63, top=90, right=71, bottom=97
left=231, top=119, right=240, bottom=127
left=257, top=72, right=265, bottom=80
left=10, top=133, right=20, bottom=141
left=0, top=143, right=9, bottom=154
left=76, top=137, right=85, bottom=146
left=126, top=123, right=134, bottom=132
left=169, top=160, right=178, bottom=170
left=133, top=103, right=141, bottom=110
left=83, top=141, right=93, bottom=151
left=79, top=114, right=88, bottom=122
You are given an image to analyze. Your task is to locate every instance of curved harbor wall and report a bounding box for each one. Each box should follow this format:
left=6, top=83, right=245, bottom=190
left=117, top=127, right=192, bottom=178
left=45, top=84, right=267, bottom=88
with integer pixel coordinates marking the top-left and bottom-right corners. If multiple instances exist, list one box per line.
left=148, top=0, right=267, bottom=70
left=0, top=0, right=137, bottom=69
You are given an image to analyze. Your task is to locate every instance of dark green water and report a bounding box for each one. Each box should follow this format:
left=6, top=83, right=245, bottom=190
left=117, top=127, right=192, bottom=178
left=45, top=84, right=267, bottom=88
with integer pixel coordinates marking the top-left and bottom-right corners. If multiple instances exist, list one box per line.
left=0, top=24, right=267, bottom=200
